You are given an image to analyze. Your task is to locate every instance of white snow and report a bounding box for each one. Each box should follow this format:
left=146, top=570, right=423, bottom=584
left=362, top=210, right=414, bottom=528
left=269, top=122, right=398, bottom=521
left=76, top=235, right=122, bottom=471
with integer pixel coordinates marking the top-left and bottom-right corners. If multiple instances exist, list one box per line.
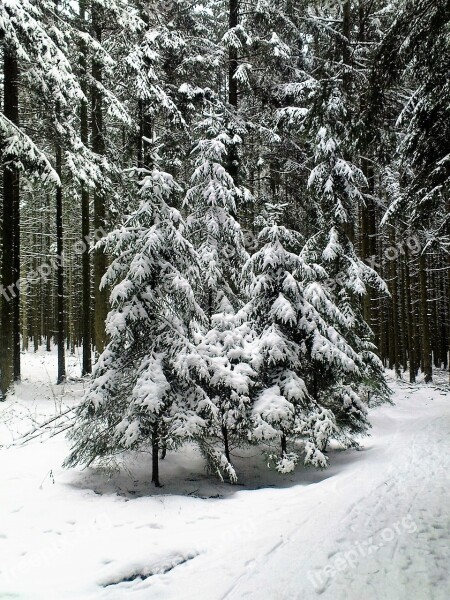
left=0, top=350, right=449, bottom=599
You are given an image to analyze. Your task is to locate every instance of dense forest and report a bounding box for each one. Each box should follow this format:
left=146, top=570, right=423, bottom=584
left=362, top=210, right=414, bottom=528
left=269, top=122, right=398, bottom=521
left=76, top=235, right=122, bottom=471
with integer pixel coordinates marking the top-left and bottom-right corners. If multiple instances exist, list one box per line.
left=1, top=0, right=449, bottom=483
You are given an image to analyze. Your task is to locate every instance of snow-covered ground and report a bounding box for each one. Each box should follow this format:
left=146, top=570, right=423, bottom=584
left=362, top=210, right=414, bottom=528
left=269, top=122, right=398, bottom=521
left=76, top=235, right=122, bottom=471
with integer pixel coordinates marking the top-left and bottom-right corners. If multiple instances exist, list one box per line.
left=0, top=350, right=449, bottom=600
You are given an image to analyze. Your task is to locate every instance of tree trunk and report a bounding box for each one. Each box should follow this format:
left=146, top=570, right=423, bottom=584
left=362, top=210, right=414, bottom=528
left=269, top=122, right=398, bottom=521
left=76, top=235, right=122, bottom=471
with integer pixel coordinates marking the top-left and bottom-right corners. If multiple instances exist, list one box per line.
left=404, top=248, right=416, bottom=383
left=227, top=0, right=239, bottom=185
left=400, top=257, right=408, bottom=372
left=80, top=0, right=91, bottom=375
left=12, top=134, right=20, bottom=382
left=92, top=5, right=108, bottom=354
left=419, top=252, right=432, bottom=382
left=55, top=140, right=65, bottom=384
left=1, top=44, right=19, bottom=398
left=152, top=423, right=161, bottom=487
left=390, top=231, right=401, bottom=377
left=222, top=423, right=231, bottom=464
left=137, top=99, right=153, bottom=170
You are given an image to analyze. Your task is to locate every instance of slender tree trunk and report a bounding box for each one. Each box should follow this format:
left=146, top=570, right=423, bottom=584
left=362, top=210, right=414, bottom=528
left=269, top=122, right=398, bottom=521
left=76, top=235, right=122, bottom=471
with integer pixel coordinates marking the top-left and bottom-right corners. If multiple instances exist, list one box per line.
left=44, top=194, right=52, bottom=353
left=447, top=196, right=450, bottom=383
left=400, top=257, right=408, bottom=372
left=80, top=0, right=91, bottom=375
left=152, top=423, right=161, bottom=487
left=419, top=252, right=432, bottom=382
left=379, top=298, right=387, bottom=366
left=448, top=265, right=450, bottom=384
left=92, top=5, right=108, bottom=354
left=404, top=248, right=416, bottom=383
left=342, top=2, right=355, bottom=245
left=440, top=264, right=448, bottom=371
left=137, top=99, right=144, bottom=169
left=227, top=0, right=239, bottom=184
left=55, top=140, right=65, bottom=384
left=431, top=267, right=440, bottom=368
left=222, top=423, right=231, bottom=464
left=1, top=44, right=19, bottom=398
left=22, top=283, right=28, bottom=352
left=137, top=98, right=153, bottom=170
left=360, top=161, right=377, bottom=328
left=390, top=232, right=401, bottom=376
left=342, top=0, right=351, bottom=68
left=12, top=137, right=20, bottom=381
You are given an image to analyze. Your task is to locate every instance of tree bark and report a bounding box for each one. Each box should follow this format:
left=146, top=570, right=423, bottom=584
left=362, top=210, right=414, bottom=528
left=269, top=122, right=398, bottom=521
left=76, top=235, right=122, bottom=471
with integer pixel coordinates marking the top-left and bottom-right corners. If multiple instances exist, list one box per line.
left=152, top=422, right=161, bottom=487
left=227, top=0, right=239, bottom=185
left=55, top=139, right=65, bottom=384
left=80, top=0, right=91, bottom=375
left=390, top=231, right=401, bottom=376
left=92, top=5, right=108, bottom=354
left=1, top=44, right=19, bottom=398
left=404, top=248, right=416, bottom=383
left=222, top=423, right=231, bottom=464
left=419, top=252, right=432, bottom=382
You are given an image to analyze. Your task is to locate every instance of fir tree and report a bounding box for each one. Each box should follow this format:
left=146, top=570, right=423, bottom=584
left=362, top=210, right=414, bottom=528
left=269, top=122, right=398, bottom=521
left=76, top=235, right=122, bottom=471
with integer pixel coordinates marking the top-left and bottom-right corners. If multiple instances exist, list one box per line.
left=246, top=203, right=367, bottom=473
left=185, top=112, right=256, bottom=476
left=65, top=169, right=207, bottom=486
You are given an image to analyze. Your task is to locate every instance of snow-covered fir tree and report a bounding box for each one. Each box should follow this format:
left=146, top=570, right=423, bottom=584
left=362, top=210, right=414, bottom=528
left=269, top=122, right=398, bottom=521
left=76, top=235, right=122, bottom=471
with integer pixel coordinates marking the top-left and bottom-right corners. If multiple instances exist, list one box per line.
left=272, top=0, right=391, bottom=430
left=245, top=203, right=373, bottom=473
left=65, top=168, right=210, bottom=486
left=184, top=112, right=257, bottom=476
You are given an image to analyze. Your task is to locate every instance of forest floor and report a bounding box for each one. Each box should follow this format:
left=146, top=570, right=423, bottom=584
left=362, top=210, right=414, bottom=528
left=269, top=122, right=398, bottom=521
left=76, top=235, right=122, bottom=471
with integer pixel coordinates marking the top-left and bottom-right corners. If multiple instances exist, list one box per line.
left=0, top=350, right=449, bottom=600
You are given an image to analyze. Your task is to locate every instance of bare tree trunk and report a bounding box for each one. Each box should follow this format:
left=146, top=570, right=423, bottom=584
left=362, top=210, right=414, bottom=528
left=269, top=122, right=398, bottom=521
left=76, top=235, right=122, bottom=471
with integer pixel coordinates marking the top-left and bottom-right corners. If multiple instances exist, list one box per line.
left=447, top=197, right=450, bottom=383
left=400, top=257, right=408, bottom=372
left=12, top=128, right=20, bottom=382
left=152, top=423, right=161, bottom=487
left=55, top=139, right=65, bottom=384
left=431, top=266, right=440, bottom=368
left=92, top=5, right=108, bottom=354
left=439, top=267, right=448, bottom=371
left=80, top=0, right=91, bottom=375
left=1, top=44, right=19, bottom=398
left=390, top=231, right=401, bottom=376
left=222, top=423, right=231, bottom=464
left=419, top=252, right=432, bottom=382
left=227, top=0, right=239, bottom=185
left=404, top=248, right=416, bottom=383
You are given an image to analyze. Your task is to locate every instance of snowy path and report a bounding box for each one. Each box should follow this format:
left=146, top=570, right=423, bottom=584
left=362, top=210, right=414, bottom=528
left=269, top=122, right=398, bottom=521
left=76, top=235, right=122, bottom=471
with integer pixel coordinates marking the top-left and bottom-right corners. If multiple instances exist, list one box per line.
left=225, top=389, right=450, bottom=600
left=0, top=352, right=449, bottom=600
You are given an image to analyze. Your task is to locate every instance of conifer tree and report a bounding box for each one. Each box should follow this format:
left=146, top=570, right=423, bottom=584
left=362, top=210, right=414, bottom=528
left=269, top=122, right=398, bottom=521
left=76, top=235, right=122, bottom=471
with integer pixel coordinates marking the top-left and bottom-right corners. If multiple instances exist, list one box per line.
left=185, top=115, right=256, bottom=472
left=246, top=204, right=373, bottom=473
left=65, top=169, right=207, bottom=486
